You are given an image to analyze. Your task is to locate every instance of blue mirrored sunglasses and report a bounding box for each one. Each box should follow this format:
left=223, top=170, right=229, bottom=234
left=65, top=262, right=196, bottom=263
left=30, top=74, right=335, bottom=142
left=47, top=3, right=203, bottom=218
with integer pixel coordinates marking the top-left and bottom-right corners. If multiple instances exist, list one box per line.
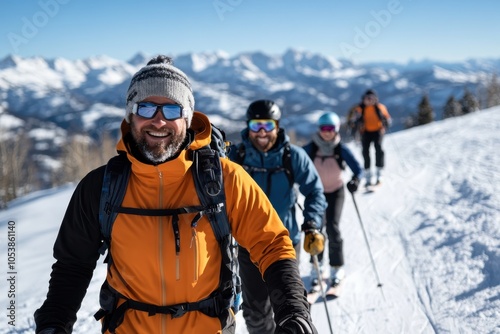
left=132, top=102, right=183, bottom=120
left=248, top=119, right=277, bottom=132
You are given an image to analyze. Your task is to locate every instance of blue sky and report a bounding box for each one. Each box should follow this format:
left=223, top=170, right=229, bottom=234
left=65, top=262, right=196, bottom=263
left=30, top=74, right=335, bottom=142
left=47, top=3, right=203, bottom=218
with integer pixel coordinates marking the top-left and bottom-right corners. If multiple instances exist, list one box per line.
left=1, top=0, right=500, bottom=64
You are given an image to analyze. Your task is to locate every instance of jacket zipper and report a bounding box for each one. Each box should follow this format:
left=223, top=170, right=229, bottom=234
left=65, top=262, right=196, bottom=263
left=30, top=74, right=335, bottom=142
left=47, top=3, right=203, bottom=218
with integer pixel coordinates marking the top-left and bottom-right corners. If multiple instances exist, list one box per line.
left=173, top=218, right=181, bottom=280
left=190, top=226, right=199, bottom=282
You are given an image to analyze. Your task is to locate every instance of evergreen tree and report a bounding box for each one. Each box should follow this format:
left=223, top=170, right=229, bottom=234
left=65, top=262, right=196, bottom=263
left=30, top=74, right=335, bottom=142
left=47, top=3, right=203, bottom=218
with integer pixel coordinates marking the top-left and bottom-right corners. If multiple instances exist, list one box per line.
left=486, top=73, right=500, bottom=108
left=443, top=95, right=462, bottom=119
left=460, top=88, right=479, bottom=114
left=417, top=94, right=434, bottom=125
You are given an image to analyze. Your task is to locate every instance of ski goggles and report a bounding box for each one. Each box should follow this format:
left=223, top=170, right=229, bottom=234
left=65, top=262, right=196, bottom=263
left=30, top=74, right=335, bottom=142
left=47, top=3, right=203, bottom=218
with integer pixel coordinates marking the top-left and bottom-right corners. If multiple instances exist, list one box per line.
left=319, top=125, right=337, bottom=132
left=132, top=102, right=184, bottom=120
left=248, top=119, right=277, bottom=132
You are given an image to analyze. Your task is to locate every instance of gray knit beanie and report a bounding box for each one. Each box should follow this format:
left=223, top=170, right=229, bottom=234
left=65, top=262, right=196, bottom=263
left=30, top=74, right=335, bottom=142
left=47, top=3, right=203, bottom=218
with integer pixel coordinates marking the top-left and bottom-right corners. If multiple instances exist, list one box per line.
left=125, top=55, right=194, bottom=126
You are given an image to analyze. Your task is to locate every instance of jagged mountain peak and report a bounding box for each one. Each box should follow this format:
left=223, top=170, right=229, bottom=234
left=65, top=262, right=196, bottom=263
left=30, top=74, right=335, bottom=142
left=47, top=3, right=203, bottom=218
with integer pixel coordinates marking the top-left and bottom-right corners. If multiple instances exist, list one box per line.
left=127, top=51, right=150, bottom=66
left=0, top=54, right=21, bottom=69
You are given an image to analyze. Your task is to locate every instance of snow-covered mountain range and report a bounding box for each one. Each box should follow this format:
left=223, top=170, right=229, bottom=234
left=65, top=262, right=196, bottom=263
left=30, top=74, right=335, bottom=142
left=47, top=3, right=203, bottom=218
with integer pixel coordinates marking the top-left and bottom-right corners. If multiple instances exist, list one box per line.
left=1, top=49, right=499, bottom=187
left=2, top=49, right=499, bottom=134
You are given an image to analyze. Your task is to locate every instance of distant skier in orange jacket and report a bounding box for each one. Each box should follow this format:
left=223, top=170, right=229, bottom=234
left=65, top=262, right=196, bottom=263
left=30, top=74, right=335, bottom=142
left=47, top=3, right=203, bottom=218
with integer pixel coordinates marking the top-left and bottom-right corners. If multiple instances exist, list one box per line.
left=354, top=89, right=391, bottom=186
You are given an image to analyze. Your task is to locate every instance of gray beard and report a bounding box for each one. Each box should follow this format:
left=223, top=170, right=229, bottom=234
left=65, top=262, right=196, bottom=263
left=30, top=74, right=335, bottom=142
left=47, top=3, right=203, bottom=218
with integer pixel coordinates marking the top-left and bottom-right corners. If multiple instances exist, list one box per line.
left=131, top=120, right=186, bottom=164
left=137, top=137, right=184, bottom=163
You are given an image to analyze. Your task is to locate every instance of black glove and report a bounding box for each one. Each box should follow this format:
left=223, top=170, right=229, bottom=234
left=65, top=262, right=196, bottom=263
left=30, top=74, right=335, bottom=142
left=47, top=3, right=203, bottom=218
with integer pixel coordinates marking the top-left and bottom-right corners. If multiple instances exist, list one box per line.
left=301, top=220, right=320, bottom=232
left=347, top=176, right=359, bottom=193
left=264, top=260, right=317, bottom=334
left=275, top=314, right=318, bottom=334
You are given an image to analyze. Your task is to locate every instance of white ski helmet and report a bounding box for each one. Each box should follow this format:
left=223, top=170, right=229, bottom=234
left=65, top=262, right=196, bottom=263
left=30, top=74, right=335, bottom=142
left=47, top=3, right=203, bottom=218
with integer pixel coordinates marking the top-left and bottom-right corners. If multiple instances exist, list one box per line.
left=318, top=112, right=340, bottom=130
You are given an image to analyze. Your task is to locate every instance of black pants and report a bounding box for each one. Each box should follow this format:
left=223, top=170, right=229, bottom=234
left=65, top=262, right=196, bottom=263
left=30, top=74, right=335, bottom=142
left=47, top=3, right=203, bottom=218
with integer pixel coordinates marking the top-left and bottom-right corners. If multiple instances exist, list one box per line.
left=311, top=187, right=345, bottom=267
left=238, top=243, right=301, bottom=333
left=362, top=130, right=385, bottom=169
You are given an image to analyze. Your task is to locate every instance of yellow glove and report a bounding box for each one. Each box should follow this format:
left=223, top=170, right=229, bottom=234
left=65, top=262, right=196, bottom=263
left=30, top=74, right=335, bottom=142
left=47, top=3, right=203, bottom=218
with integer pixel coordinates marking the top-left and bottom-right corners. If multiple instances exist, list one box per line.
left=303, top=230, right=325, bottom=256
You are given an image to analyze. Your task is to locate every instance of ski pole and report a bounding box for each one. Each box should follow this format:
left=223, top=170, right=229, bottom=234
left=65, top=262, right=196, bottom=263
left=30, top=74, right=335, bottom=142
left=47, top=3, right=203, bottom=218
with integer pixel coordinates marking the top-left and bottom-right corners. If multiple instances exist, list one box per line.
left=312, top=255, right=334, bottom=334
left=350, top=192, right=386, bottom=301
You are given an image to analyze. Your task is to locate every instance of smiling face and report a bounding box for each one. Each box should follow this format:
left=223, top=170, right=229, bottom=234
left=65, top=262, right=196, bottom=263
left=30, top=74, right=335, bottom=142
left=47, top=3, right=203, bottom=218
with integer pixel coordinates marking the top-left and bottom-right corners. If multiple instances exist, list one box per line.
left=130, top=96, right=187, bottom=163
left=319, top=126, right=337, bottom=142
left=248, top=120, right=278, bottom=152
left=363, top=94, right=376, bottom=106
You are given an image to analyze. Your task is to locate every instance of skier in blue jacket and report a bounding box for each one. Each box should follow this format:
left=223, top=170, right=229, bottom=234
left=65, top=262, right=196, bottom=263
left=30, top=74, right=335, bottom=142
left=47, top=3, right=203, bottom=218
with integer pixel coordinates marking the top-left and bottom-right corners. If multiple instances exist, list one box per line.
left=228, top=100, right=326, bottom=334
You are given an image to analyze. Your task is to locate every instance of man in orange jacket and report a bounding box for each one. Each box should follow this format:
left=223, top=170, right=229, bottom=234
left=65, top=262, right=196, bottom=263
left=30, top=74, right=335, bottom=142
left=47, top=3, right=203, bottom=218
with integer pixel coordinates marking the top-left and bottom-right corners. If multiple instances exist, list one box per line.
left=355, top=89, right=391, bottom=186
left=34, top=55, right=318, bottom=334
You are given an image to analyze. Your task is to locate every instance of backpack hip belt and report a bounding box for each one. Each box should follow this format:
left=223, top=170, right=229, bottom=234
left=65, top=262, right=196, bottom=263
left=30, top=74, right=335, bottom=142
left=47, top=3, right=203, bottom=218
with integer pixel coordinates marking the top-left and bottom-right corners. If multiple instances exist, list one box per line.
left=94, top=282, right=228, bottom=333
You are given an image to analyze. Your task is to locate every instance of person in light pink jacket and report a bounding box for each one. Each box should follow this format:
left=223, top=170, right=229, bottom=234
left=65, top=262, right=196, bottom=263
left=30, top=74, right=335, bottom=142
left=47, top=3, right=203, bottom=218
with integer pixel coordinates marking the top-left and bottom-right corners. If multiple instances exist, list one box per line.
left=302, top=112, right=363, bottom=291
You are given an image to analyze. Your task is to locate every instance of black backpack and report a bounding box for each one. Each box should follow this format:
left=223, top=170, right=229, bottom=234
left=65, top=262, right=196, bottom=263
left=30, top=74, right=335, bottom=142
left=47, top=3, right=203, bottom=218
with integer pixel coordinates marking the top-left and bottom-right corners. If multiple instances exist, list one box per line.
left=95, top=125, right=241, bottom=333
left=306, top=142, right=345, bottom=170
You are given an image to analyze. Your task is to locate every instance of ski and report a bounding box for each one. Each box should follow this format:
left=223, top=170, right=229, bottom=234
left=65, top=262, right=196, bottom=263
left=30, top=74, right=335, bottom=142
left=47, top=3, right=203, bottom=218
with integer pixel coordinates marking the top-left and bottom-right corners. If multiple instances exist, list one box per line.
left=325, top=281, right=342, bottom=300
left=307, top=290, right=321, bottom=305
left=364, top=182, right=382, bottom=193
left=307, top=279, right=328, bottom=305
left=309, top=276, right=345, bottom=303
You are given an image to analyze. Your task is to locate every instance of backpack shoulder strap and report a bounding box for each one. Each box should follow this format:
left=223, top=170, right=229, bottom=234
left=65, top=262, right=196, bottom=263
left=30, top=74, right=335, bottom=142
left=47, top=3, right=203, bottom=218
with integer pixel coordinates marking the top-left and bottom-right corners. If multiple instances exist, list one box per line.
left=210, top=123, right=230, bottom=159
left=374, top=103, right=388, bottom=127
left=191, top=146, right=230, bottom=240
left=282, top=143, right=294, bottom=187
left=233, top=143, right=246, bottom=166
left=355, top=103, right=365, bottom=128
left=334, top=143, right=345, bottom=170
left=306, top=142, right=318, bottom=161
left=191, top=145, right=241, bottom=312
left=99, top=153, right=131, bottom=254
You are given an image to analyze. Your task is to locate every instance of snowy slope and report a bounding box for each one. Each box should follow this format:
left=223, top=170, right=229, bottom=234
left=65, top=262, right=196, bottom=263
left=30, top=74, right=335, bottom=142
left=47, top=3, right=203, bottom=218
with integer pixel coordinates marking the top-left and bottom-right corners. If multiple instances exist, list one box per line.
left=1, top=108, right=499, bottom=334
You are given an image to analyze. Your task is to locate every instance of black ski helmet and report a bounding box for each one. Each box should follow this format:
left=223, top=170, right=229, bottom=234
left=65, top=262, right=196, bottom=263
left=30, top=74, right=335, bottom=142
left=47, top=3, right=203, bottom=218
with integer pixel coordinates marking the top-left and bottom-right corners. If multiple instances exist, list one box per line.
left=246, top=100, right=281, bottom=121
left=362, top=89, right=378, bottom=100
